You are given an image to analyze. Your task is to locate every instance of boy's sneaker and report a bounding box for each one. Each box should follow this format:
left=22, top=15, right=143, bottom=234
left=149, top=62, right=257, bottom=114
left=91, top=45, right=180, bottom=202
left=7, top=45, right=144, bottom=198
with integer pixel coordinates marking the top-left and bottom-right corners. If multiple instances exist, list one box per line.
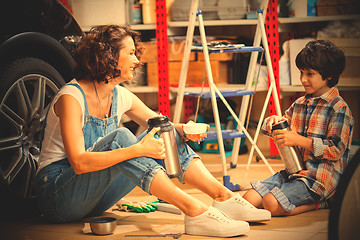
left=212, top=193, right=271, bottom=222
left=184, top=206, right=250, bottom=237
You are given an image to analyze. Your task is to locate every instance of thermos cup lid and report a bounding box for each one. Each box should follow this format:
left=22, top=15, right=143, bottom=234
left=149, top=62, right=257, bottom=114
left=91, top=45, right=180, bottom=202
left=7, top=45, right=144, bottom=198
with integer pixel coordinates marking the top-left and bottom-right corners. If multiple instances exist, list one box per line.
left=272, top=120, right=289, bottom=131
left=147, top=115, right=169, bottom=127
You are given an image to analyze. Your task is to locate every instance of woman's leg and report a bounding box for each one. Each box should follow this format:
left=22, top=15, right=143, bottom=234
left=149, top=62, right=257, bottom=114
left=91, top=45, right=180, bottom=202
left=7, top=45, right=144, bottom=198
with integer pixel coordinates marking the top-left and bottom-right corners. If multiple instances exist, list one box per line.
left=37, top=128, right=163, bottom=222
left=149, top=169, right=208, bottom=217
left=182, top=158, right=233, bottom=201
left=182, top=157, right=271, bottom=222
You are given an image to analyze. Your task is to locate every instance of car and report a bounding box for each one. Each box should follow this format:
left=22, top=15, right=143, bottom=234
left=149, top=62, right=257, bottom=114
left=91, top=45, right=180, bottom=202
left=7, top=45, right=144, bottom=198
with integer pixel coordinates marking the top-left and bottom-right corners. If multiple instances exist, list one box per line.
left=0, top=0, right=84, bottom=205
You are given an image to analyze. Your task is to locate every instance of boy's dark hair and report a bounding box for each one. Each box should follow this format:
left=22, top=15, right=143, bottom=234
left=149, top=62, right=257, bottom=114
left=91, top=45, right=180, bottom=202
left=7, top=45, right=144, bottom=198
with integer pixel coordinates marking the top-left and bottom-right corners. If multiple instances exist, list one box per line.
left=295, top=40, right=345, bottom=87
left=73, top=25, right=144, bottom=83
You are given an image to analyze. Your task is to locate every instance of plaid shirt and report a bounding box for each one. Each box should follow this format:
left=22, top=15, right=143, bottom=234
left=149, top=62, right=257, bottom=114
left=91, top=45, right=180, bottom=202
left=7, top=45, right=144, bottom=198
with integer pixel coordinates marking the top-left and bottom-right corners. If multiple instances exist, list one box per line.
left=262, top=87, right=354, bottom=201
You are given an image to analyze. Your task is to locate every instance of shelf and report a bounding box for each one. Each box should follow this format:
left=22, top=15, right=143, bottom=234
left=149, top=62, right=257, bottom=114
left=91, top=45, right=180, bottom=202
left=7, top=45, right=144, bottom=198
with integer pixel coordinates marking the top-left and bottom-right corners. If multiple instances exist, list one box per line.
left=168, top=19, right=258, bottom=27
left=123, top=82, right=360, bottom=94
left=128, top=15, right=360, bottom=31
left=131, top=24, right=156, bottom=30
left=123, top=85, right=158, bottom=93
left=184, top=89, right=254, bottom=98
left=171, top=84, right=267, bottom=93
left=191, top=44, right=263, bottom=53
left=278, top=15, right=360, bottom=24
left=204, top=130, right=246, bottom=141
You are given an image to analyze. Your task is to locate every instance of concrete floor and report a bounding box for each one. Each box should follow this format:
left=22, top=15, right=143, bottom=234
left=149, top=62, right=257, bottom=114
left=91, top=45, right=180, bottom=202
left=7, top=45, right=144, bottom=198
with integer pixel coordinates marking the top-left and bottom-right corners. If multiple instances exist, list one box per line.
left=0, top=151, right=329, bottom=240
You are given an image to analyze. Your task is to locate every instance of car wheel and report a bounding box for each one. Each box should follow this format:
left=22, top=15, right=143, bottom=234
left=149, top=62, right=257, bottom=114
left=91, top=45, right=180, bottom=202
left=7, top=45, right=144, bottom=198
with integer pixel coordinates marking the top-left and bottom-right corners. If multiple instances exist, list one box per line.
left=0, top=57, right=66, bottom=199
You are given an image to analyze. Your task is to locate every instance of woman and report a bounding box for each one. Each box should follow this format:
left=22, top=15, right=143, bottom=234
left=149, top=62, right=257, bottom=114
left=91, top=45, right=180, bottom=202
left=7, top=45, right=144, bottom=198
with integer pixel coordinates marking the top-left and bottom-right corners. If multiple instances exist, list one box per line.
left=35, top=25, right=270, bottom=237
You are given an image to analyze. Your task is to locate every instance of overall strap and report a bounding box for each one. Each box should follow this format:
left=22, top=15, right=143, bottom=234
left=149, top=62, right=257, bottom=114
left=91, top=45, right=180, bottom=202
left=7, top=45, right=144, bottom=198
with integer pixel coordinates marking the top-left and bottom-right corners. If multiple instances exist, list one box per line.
left=66, top=82, right=90, bottom=116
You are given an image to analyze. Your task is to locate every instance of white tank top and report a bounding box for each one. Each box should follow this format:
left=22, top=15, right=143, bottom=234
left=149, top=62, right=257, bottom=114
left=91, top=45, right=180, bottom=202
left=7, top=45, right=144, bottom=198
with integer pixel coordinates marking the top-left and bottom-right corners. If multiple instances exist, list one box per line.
left=37, top=79, right=133, bottom=172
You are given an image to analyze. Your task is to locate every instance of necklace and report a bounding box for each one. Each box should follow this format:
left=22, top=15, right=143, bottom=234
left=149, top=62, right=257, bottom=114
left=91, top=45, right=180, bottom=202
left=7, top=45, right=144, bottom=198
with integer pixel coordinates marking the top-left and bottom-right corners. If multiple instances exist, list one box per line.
left=93, top=81, right=111, bottom=118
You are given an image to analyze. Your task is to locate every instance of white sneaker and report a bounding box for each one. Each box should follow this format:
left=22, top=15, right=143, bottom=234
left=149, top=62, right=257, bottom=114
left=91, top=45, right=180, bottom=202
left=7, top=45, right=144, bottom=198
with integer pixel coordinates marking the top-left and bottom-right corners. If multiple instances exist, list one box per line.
left=212, top=193, right=271, bottom=222
left=184, top=206, right=250, bottom=237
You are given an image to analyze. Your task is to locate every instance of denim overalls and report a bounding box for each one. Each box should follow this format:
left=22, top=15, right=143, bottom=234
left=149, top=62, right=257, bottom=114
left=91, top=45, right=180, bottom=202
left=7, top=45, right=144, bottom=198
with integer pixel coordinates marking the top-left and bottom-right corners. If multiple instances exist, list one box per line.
left=35, top=83, right=199, bottom=223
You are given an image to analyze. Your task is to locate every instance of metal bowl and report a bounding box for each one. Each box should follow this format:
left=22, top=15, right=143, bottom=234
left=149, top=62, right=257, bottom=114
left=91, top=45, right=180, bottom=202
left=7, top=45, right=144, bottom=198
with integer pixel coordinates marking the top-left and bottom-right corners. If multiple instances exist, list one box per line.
left=89, top=217, right=117, bottom=235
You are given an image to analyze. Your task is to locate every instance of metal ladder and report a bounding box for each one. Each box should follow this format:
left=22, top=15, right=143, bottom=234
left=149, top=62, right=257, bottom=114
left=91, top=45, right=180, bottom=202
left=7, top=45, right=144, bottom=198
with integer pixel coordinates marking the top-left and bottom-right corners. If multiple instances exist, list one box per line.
left=173, top=0, right=281, bottom=190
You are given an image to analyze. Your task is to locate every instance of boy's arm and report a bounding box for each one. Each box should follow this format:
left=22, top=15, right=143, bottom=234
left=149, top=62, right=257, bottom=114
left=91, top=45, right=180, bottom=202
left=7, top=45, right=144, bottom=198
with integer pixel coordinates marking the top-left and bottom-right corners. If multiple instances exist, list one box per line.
left=312, top=106, right=354, bottom=161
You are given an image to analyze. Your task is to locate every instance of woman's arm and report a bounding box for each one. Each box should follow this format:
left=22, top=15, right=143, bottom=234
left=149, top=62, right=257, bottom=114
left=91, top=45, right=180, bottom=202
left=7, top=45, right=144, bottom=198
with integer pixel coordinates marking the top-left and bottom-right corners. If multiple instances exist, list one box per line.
left=55, top=94, right=165, bottom=174
left=125, top=92, right=159, bottom=128
left=125, top=93, right=208, bottom=142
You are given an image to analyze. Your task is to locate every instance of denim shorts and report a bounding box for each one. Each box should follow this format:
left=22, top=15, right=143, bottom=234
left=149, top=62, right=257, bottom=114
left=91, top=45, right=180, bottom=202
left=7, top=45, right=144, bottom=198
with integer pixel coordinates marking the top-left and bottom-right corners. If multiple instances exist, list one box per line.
left=251, top=171, right=320, bottom=212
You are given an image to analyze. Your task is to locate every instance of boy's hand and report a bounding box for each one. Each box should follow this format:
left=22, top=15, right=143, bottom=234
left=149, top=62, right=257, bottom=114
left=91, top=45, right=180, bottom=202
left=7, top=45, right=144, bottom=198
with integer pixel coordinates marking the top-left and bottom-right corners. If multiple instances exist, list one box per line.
left=272, top=129, right=300, bottom=148
left=267, top=115, right=288, bottom=133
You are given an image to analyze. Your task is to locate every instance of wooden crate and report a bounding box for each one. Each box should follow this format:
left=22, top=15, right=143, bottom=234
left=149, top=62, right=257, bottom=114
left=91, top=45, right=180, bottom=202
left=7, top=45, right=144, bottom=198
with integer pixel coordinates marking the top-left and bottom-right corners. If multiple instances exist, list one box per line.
left=141, top=41, right=196, bottom=62
left=317, top=37, right=360, bottom=85
left=147, top=60, right=230, bottom=87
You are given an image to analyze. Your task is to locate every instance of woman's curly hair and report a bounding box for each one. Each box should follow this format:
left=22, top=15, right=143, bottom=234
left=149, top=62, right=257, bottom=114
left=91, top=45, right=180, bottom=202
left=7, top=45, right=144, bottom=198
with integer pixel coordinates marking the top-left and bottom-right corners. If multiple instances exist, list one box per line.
left=73, top=25, right=144, bottom=83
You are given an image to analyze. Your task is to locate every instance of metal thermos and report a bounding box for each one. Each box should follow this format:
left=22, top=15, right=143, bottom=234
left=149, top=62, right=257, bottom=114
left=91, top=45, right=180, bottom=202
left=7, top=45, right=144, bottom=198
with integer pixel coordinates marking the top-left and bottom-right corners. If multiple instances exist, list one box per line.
left=272, top=121, right=306, bottom=174
left=147, top=116, right=182, bottom=178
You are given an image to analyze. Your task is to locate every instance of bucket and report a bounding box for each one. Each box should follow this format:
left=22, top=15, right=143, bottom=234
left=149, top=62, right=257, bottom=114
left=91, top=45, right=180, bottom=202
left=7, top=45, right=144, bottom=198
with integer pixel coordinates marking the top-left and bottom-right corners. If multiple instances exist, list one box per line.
left=140, top=0, right=156, bottom=24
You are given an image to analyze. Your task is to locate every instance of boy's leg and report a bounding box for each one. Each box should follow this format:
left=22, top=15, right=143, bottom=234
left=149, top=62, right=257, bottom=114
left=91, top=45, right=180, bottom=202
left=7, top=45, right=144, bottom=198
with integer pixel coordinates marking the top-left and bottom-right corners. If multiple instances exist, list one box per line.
left=262, top=193, right=317, bottom=216
left=260, top=179, right=320, bottom=216
left=243, top=188, right=264, bottom=209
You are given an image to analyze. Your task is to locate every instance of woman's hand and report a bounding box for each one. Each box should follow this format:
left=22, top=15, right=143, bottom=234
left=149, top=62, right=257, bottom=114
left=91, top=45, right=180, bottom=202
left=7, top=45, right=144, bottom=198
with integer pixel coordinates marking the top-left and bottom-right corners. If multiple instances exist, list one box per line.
left=182, top=124, right=210, bottom=142
left=266, top=115, right=287, bottom=134
left=136, top=127, right=166, bottom=159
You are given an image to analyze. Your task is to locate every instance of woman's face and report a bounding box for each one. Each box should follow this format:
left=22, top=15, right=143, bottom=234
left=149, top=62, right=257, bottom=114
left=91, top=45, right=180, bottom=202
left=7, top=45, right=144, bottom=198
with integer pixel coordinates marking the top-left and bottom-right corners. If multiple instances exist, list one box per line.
left=116, top=36, right=139, bottom=81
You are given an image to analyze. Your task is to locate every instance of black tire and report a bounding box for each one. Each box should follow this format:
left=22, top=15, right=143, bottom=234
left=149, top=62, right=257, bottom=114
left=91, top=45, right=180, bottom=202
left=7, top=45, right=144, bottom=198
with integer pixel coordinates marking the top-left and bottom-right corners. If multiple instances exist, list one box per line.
left=328, top=149, right=360, bottom=240
left=0, top=57, right=66, bottom=201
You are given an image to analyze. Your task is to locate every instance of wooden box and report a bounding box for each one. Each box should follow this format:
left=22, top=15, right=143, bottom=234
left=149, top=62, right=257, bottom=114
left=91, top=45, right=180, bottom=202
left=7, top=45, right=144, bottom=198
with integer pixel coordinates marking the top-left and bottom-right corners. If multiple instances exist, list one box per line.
left=147, top=60, right=230, bottom=87
left=141, top=41, right=196, bottom=63
left=317, top=37, right=360, bottom=86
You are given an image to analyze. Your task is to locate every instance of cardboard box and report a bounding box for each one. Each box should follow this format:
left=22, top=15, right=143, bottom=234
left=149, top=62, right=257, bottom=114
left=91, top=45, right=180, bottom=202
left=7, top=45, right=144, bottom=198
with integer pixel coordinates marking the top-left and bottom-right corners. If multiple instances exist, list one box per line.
left=289, top=38, right=315, bottom=86
left=147, top=61, right=230, bottom=87
left=72, top=0, right=126, bottom=30
left=316, top=0, right=358, bottom=16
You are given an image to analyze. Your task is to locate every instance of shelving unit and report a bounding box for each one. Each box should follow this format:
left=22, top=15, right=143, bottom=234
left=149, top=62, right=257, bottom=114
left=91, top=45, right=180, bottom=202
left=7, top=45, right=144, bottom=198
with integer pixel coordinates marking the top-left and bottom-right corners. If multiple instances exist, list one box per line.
left=130, top=14, right=360, bottom=31
left=128, top=14, right=360, bottom=95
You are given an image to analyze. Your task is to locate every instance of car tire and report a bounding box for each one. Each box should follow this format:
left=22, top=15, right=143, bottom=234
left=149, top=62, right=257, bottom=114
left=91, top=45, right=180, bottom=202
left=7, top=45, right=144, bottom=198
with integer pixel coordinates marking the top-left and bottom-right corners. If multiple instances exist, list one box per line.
left=0, top=57, right=66, bottom=201
left=328, top=149, right=360, bottom=240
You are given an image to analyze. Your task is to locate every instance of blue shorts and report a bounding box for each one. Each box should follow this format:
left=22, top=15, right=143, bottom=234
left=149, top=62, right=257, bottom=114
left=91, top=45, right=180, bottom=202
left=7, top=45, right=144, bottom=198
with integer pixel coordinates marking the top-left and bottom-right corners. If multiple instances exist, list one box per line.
left=251, top=171, right=320, bottom=212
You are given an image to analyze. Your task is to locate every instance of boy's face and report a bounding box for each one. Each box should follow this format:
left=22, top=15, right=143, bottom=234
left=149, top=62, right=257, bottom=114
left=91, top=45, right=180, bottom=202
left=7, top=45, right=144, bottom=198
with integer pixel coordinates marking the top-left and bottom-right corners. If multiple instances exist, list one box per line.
left=299, top=69, right=330, bottom=97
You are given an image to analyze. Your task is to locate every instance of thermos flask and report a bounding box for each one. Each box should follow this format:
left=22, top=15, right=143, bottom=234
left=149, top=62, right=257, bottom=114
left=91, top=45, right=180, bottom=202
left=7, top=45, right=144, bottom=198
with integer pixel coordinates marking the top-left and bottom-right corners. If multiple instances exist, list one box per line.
left=272, top=120, right=306, bottom=174
left=147, top=116, right=182, bottom=178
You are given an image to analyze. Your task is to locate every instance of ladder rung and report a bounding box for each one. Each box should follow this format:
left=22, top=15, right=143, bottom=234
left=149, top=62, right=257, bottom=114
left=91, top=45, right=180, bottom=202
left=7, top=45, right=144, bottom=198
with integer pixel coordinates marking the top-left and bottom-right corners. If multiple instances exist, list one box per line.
left=191, top=44, right=264, bottom=53
left=204, top=130, right=246, bottom=141
left=184, top=89, right=254, bottom=98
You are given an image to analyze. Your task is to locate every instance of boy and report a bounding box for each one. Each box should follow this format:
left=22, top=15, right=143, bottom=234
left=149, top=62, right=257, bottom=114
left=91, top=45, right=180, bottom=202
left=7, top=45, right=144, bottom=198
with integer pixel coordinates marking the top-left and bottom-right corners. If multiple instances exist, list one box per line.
left=243, top=40, right=354, bottom=216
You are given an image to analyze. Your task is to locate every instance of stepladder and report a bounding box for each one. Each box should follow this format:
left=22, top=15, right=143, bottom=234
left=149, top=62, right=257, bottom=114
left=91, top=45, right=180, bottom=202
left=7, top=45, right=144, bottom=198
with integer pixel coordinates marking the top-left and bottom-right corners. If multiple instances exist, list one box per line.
left=172, top=0, right=281, bottom=190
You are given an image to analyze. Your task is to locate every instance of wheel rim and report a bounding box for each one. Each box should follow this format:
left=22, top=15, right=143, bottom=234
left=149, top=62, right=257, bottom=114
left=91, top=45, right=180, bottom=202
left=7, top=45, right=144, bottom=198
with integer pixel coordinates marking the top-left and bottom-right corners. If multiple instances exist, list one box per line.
left=0, top=74, right=60, bottom=198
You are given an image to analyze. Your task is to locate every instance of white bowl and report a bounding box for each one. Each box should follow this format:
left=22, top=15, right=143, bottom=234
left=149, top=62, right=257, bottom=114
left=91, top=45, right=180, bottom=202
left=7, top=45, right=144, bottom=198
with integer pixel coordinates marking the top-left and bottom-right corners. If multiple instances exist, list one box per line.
left=183, top=122, right=208, bottom=135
